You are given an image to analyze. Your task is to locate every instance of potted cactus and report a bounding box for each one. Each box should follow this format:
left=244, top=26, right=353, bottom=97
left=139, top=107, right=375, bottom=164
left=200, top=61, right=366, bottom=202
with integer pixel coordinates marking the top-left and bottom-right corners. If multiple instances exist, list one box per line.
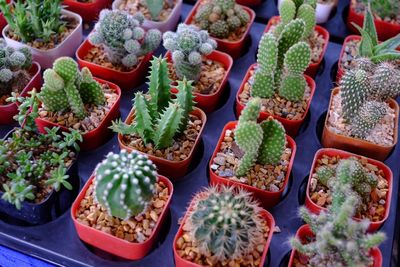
left=173, top=186, right=275, bottom=267
left=323, top=59, right=399, bottom=161
left=0, top=38, right=41, bottom=124
left=236, top=29, right=316, bottom=136
left=305, top=148, right=393, bottom=232
left=0, top=90, right=81, bottom=225
left=112, top=0, right=183, bottom=32
left=0, top=0, right=83, bottom=69
left=76, top=9, right=162, bottom=90
left=267, top=0, right=330, bottom=77
left=63, top=0, right=111, bottom=22
left=209, top=98, right=296, bottom=208
left=163, top=23, right=233, bottom=113
left=34, top=57, right=121, bottom=151
left=112, top=56, right=207, bottom=179
left=71, top=150, right=173, bottom=260
left=184, top=0, right=256, bottom=58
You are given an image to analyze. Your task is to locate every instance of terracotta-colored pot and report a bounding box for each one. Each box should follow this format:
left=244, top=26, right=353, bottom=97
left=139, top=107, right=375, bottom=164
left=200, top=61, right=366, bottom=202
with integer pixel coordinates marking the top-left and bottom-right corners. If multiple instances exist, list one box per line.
left=71, top=174, right=173, bottom=260
left=321, top=88, right=399, bottom=161
left=347, top=0, right=400, bottom=41
left=118, top=108, right=207, bottom=180
left=288, top=225, right=383, bottom=267
left=63, top=0, right=111, bottom=22
left=336, top=35, right=360, bottom=82
left=76, top=38, right=153, bottom=91
left=305, top=148, right=393, bottom=232
left=0, top=0, right=10, bottom=36
left=173, top=193, right=275, bottom=267
left=209, top=121, right=297, bottom=208
left=237, top=0, right=262, bottom=6
left=235, top=63, right=316, bottom=137
left=264, top=16, right=330, bottom=78
left=166, top=50, right=233, bottom=113
left=185, top=0, right=256, bottom=59
left=0, top=62, right=42, bottom=125
left=35, top=78, right=121, bottom=151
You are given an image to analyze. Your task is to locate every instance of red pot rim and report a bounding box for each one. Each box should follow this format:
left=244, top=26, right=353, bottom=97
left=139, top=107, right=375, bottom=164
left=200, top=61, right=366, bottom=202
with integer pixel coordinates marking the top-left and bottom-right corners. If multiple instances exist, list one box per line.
left=337, top=35, right=361, bottom=76
left=63, top=0, right=105, bottom=8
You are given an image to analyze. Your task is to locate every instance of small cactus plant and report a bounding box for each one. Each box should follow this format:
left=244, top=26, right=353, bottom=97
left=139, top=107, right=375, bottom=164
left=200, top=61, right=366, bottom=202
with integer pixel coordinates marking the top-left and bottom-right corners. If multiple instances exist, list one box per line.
left=185, top=186, right=265, bottom=264
left=163, top=23, right=217, bottom=82
left=38, top=57, right=105, bottom=119
left=89, top=9, right=162, bottom=69
left=94, top=150, right=158, bottom=220
left=235, top=97, right=286, bottom=176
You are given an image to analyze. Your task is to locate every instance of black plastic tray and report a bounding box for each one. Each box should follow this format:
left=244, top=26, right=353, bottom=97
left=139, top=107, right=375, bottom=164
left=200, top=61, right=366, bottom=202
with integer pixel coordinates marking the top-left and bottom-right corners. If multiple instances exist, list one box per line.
left=0, top=1, right=399, bottom=266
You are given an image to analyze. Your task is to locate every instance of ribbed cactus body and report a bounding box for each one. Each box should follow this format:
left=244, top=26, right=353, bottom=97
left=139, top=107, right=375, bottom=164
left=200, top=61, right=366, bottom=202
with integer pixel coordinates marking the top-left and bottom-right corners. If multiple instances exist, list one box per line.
left=350, top=101, right=387, bottom=139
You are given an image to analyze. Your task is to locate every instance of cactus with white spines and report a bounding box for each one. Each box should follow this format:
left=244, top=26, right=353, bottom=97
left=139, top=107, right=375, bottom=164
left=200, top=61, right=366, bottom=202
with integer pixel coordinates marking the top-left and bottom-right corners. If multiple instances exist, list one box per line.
left=350, top=101, right=387, bottom=139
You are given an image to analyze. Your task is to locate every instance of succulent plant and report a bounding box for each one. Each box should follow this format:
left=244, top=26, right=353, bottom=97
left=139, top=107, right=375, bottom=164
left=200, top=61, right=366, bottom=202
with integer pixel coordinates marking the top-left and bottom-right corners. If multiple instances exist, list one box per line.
left=193, top=0, right=250, bottom=39
left=359, top=0, right=400, bottom=30
left=350, top=101, right=387, bottom=139
left=185, top=186, right=265, bottom=264
left=89, top=9, right=162, bottom=68
left=163, top=23, right=217, bottom=82
left=235, top=97, right=286, bottom=176
left=94, top=150, right=158, bottom=220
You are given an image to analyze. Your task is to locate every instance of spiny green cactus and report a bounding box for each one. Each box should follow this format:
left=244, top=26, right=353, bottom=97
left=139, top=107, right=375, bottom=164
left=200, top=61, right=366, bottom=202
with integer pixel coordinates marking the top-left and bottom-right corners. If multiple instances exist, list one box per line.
left=163, top=24, right=217, bottom=82
left=89, top=10, right=161, bottom=68
left=186, top=186, right=265, bottom=263
left=350, top=101, right=387, bottom=139
left=38, top=57, right=105, bottom=119
left=235, top=98, right=286, bottom=176
left=94, top=150, right=158, bottom=220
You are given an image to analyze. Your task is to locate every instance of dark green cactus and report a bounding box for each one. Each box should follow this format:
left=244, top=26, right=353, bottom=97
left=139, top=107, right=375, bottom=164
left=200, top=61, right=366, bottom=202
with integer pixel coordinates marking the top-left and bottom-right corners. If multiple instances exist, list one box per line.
left=350, top=101, right=387, bottom=139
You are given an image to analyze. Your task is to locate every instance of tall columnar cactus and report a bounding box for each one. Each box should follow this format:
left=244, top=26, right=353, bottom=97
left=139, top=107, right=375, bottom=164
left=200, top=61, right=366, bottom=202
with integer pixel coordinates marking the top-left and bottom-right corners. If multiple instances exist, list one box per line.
left=38, top=57, right=105, bottom=119
left=94, top=150, right=158, bottom=220
left=163, top=24, right=217, bottom=82
left=186, top=186, right=265, bottom=264
left=235, top=98, right=286, bottom=176
left=89, top=10, right=162, bottom=68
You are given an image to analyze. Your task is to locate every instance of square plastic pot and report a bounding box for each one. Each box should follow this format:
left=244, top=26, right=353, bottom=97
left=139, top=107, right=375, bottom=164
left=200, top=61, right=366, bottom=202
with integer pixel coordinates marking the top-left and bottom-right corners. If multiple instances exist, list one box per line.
left=336, top=35, right=360, bottom=82
left=305, top=148, right=393, bottom=232
left=184, top=1, right=256, bottom=59
left=2, top=9, right=83, bottom=69
left=209, top=121, right=297, bottom=209
left=112, top=0, right=182, bottom=32
left=35, top=78, right=121, bottom=151
left=322, top=88, right=399, bottom=161
left=71, top=174, right=173, bottom=260
left=235, top=63, right=316, bottom=137
left=63, top=0, right=111, bottom=22
left=118, top=108, right=207, bottom=180
left=0, top=62, right=42, bottom=125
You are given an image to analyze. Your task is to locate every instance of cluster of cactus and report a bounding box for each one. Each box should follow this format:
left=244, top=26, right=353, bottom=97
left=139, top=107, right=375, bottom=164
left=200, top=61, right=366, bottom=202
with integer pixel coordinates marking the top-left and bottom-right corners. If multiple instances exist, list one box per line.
left=163, top=23, right=217, bottom=82
left=251, top=22, right=311, bottom=102
left=111, top=56, right=195, bottom=149
left=38, top=57, right=105, bottom=120
left=94, top=150, right=158, bottom=220
left=186, top=186, right=265, bottom=263
left=0, top=0, right=66, bottom=43
left=360, top=0, right=400, bottom=22
left=235, top=97, right=286, bottom=176
left=89, top=10, right=162, bottom=68
left=0, top=38, right=32, bottom=97
left=193, top=0, right=250, bottom=39
left=340, top=59, right=400, bottom=139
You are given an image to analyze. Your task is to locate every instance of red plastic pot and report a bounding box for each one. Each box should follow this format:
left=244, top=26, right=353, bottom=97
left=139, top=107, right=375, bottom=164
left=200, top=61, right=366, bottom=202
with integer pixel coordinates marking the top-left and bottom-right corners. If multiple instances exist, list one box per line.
left=264, top=16, right=330, bottom=78
left=288, top=225, right=383, bottom=267
left=63, top=0, right=111, bottom=22
left=337, top=35, right=360, bottom=82
left=235, top=64, right=316, bottom=137
left=237, top=0, right=262, bottom=6
left=35, top=77, right=121, bottom=151
left=0, top=62, right=42, bottom=125
left=166, top=50, right=233, bottom=113
left=76, top=38, right=153, bottom=90
left=0, top=0, right=10, bottom=36
left=185, top=0, right=256, bottom=59
left=347, top=0, right=400, bottom=41
left=173, top=193, right=275, bottom=267
left=71, top=174, right=173, bottom=260
left=305, top=148, right=393, bottom=232
left=118, top=108, right=207, bottom=180
left=209, top=121, right=297, bottom=209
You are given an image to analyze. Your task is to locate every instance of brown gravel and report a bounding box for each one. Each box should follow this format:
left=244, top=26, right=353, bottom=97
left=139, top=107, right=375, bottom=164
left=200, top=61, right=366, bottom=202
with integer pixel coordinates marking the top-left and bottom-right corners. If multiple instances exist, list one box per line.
left=38, top=85, right=118, bottom=134
left=116, top=0, right=177, bottom=22
left=210, top=127, right=292, bottom=192
left=352, top=0, right=400, bottom=25
left=309, top=155, right=389, bottom=222
left=76, top=180, right=169, bottom=243
left=168, top=59, right=226, bottom=95
left=0, top=70, right=32, bottom=105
